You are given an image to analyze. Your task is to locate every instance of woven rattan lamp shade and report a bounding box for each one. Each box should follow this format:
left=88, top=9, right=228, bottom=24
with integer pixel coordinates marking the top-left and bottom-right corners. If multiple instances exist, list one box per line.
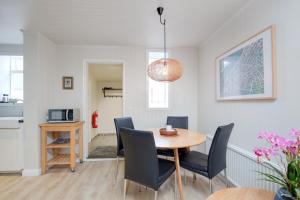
left=148, top=58, right=183, bottom=82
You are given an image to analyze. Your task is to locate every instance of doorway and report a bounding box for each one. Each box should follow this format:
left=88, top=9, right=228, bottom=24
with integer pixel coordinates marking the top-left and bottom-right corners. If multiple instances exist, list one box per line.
left=86, top=63, right=123, bottom=159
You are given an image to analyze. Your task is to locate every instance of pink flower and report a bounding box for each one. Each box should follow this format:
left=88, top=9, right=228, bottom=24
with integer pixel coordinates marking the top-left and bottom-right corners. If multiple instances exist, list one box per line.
left=262, top=148, right=273, bottom=160
left=257, top=131, right=275, bottom=140
left=254, top=148, right=263, bottom=157
left=269, top=147, right=279, bottom=156
left=270, top=135, right=289, bottom=149
left=255, top=130, right=300, bottom=162
left=254, top=147, right=264, bottom=162
left=290, top=128, right=300, bottom=137
left=287, top=146, right=298, bottom=155
left=253, top=147, right=276, bottom=161
left=285, top=139, right=299, bottom=155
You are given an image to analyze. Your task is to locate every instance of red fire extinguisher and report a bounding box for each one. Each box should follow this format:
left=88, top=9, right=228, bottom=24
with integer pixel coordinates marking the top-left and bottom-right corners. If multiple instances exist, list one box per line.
left=92, top=111, right=98, bottom=128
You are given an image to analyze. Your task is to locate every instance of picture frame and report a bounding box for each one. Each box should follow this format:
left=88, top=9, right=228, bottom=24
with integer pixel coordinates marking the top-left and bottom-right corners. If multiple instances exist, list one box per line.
left=215, top=25, right=277, bottom=101
left=62, top=76, right=74, bottom=90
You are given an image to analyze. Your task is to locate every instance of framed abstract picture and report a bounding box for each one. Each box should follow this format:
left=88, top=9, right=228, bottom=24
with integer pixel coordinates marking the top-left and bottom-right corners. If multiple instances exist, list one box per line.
left=216, top=25, right=277, bottom=100
left=62, top=76, right=74, bottom=90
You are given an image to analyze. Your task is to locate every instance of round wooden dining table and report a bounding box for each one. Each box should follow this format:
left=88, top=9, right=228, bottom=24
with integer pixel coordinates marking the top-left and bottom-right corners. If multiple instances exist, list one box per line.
left=151, top=128, right=206, bottom=200
left=207, top=188, right=275, bottom=200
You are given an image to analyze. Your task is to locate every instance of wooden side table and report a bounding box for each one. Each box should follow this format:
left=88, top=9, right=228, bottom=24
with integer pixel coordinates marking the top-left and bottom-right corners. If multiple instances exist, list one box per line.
left=207, top=188, right=275, bottom=200
left=39, top=121, right=84, bottom=174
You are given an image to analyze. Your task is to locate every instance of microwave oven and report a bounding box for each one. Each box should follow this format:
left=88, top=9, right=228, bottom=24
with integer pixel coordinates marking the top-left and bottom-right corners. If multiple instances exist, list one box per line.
left=47, top=109, right=80, bottom=123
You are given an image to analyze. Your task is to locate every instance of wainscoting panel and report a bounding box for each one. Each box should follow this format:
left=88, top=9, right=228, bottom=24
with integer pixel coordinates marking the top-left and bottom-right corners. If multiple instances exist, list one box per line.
left=206, top=135, right=280, bottom=192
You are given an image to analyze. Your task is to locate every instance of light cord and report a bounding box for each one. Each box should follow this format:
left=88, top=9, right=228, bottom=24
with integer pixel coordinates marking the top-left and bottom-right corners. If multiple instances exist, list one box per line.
left=163, top=19, right=166, bottom=62
left=159, top=14, right=167, bottom=64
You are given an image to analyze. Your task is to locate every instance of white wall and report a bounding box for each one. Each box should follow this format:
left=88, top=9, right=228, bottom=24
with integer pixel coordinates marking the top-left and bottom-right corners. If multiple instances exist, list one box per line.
left=97, top=81, right=123, bottom=135
left=88, top=68, right=99, bottom=140
left=198, top=0, right=300, bottom=152
left=22, top=32, right=56, bottom=175
left=50, top=46, right=199, bottom=128
left=21, top=34, right=198, bottom=170
left=47, top=45, right=199, bottom=157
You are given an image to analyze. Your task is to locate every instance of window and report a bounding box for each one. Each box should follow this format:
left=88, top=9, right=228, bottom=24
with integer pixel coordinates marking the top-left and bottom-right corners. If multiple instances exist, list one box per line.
left=0, top=56, right=23, bottom=100
left=147, top=51, right=169, bottom=109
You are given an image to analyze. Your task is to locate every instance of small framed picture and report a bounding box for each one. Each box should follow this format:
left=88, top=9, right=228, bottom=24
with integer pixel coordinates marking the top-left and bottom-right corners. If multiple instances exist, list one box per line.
left=62, top=76, right=73, bottom=90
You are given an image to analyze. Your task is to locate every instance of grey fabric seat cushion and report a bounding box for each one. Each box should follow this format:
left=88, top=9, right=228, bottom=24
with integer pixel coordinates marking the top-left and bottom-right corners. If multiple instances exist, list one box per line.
left=179, top=151, right=208, bottom=177
left=157, top=148, right=188, bottom=157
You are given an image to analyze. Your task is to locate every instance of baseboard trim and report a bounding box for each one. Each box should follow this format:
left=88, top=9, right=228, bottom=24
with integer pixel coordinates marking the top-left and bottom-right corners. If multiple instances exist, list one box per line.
left=85, top=157, right=124, bottom=162
left=22, top=169, right=41, bottom=176
left=97, top=133, right=116, bottom=136
left=217, top=173, right=240, bottom=187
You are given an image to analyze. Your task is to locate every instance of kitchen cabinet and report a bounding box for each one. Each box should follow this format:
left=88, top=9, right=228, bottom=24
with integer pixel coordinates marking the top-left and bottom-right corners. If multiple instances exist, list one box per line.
left=0, top=117, right=24, bottom=173
left=39, top=121, right=84, bottom=174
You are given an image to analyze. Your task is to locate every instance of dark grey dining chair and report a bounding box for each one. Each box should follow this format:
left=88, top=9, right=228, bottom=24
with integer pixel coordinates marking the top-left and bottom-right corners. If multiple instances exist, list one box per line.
left=167, top=116, right=188, bottom=129
left=120, top=127, right=176, bottom=200
left=179, top=123, right=234, bottom=193
left=157, top=116, right=189, bottom=157
left=114, top=117, right=135, bottom=178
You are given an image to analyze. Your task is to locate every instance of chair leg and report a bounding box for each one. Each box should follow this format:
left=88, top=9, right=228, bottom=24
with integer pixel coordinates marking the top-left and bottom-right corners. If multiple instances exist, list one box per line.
left=123, top=179, right=128, bottom=200
left=174, top=173, right=177, bottom=200
left=209, top=179, right=213, bottom=194
left=224, top=169, right=229, bottom=187
left=154, top=191, right=158, bottom=200
left=193, top=173, right=196, bottom=183
left=115, top=156, right=119, bottom=179
left=184, top=169, right=187, bottom=185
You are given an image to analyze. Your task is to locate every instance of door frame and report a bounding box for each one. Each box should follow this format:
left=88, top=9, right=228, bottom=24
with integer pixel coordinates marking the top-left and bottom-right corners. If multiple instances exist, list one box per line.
left=83, top=59, right=126, bottom=161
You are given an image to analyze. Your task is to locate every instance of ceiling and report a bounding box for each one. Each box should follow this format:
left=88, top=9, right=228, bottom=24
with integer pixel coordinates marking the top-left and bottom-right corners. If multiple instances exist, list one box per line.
left=0, top=0, right=248, bottom=46
left=89, top=64, right=122, bottom=82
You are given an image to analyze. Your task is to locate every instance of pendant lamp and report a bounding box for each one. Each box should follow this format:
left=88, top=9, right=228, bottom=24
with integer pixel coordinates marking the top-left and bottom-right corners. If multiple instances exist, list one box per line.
left=147, top=7, right=183, bottom=82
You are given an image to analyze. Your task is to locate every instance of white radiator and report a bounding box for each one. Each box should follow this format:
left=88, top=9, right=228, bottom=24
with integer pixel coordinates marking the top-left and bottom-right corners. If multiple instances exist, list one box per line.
left=206, top=135, right=280, bottom=192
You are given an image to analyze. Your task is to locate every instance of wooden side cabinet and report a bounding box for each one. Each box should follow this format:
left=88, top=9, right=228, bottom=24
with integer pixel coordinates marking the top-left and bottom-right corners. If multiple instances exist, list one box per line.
left=39, top=121, right=84, bottom=174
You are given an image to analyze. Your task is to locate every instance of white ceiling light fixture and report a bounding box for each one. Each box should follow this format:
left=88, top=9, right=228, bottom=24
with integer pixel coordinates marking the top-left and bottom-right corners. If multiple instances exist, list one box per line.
left=147, top=7, right=183, bottom=82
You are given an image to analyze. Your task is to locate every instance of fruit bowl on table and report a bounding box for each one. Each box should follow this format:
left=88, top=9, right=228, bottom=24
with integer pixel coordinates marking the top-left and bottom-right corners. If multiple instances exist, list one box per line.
left=159, top=128, right=178, bottom=136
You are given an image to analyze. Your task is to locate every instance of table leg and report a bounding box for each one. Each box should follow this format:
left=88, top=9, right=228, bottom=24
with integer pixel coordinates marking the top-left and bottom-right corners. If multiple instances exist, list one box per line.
left=79, top=126, right=83, bottom=163
left=70, top=128, right=76, bottom=172
left=41, top=128, right=47, bottom=175
left=174, top=148, right=184, bottom=200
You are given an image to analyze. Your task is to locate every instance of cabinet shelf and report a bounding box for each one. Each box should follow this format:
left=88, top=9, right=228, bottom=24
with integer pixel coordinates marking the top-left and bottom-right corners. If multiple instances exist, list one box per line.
left=48, top=154, right=70, bottom=165
left=102, top=87, right=122, bottom=98
left=46, top=143, right=70, bottom=149
left=46, top=140, right=79, bottom=149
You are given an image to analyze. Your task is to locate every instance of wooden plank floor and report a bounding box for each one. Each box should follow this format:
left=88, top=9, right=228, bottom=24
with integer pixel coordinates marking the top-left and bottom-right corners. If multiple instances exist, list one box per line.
left=0, top=161, right=227, bottom=200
